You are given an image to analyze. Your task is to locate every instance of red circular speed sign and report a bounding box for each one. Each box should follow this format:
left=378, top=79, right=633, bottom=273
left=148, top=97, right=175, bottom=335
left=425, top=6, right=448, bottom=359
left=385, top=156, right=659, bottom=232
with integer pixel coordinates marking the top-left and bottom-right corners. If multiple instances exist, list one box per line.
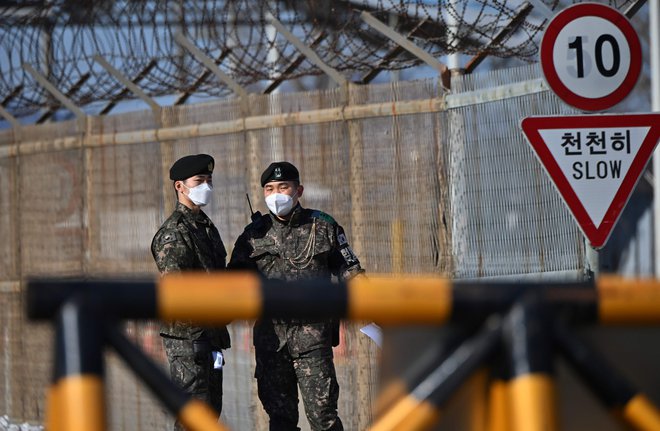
left=540, top=3, right=641, bottom=112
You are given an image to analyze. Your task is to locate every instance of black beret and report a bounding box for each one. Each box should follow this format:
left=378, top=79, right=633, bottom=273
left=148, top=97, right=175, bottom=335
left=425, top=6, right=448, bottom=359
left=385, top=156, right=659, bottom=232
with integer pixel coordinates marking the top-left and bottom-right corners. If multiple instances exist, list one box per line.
left=260, top=161, right=299, bottom=187
left=169, top=154, right=214, bottom=181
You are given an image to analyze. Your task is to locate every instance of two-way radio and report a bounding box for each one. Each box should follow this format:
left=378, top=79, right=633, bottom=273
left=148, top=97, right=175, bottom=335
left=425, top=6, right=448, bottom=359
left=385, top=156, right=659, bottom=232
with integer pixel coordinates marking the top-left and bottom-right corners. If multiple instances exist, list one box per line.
left=246, top=193, right=262, bottom=222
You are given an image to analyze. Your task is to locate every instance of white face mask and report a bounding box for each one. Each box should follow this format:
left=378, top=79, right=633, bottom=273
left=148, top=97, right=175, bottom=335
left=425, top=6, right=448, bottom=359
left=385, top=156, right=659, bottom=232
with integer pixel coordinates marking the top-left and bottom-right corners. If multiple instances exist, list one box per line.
left=183, top=182, right=213, bottom=207
left=265, top=192, right=296, bottom=217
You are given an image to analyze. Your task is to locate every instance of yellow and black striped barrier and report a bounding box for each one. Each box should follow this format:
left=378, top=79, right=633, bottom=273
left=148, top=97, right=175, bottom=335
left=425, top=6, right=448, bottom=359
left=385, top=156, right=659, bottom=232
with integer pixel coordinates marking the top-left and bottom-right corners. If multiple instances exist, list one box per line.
left=369, top=316, right=501, bottom=431
left=502, top=295, right=557, bottom=431
left=27, top=273, right=660, bottom=325
left=43, top=294, right=228, bottom=431
left=553, top=319, right=660, bottom=431
left=47, top=296, right=105, bottom=431
left=26, top=273, right=660, bottom=431
left=104, top=321, right=229, bottom=431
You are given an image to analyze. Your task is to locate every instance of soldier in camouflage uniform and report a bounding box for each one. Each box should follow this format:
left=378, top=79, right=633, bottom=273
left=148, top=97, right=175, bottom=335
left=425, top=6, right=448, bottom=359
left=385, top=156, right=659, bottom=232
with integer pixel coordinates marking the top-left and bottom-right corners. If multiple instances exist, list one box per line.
left=229, top=161, right=364, bottom=431
left=151, top=154, right=231, bottom=431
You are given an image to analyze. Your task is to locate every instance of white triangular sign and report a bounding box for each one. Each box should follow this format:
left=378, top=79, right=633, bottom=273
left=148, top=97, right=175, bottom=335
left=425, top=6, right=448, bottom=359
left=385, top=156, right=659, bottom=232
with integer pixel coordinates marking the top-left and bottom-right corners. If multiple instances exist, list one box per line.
left=521, top=114, right=660, bottom=248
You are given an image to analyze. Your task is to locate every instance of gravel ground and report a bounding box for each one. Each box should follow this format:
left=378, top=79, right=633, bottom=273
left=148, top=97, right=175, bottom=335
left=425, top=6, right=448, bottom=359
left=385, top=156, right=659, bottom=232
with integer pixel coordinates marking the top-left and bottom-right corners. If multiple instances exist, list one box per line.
left=0, top=416, right=42, bottom=431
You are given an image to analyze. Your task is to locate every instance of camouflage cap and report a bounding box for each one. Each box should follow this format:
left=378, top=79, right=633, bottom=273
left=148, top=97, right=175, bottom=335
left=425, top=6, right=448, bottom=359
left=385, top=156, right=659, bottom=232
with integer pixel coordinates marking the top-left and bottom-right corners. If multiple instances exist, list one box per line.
left=260, top=161, right=299, bottom=187
left=169, top=154, right=214, bottom=180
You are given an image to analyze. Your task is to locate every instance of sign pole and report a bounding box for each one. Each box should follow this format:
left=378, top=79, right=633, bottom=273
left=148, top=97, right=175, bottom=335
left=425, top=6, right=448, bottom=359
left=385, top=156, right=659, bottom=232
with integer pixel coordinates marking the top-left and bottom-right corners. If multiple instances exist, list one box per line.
left=586, top=241, right=599, bottom=278
left=651, top=0, right=660, bottom=276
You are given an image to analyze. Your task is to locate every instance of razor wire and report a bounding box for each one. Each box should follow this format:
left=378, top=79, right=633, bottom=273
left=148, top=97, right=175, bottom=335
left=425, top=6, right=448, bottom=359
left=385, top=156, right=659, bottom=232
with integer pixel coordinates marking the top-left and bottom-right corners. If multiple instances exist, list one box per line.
left=0, top=0, right=638, bottom=118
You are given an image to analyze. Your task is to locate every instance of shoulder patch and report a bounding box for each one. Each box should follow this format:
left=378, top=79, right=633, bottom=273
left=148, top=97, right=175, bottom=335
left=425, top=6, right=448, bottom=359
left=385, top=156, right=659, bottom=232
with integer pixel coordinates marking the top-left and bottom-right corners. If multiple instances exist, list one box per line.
left=159, top=230, right=181, bottom=246
left=311, top=210, right=336, bottom=225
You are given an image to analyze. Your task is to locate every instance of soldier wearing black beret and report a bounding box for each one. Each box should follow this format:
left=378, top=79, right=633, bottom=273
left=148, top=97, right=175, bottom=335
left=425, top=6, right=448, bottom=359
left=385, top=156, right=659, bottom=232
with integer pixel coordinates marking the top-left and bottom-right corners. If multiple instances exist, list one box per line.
left=169, top=153, right=215, bottom=181
left=151, top=154, right=230, bottom=430
left=229, top=161, right=365, bottom=431
left=260, top=161, right=300, bottom=186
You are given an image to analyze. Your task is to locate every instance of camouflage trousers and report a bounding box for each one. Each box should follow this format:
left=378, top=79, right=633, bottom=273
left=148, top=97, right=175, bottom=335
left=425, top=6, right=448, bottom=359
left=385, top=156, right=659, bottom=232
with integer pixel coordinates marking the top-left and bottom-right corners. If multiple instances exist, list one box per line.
left=255, top=346, right=343, bottom=431
left=162, top=336, right=223, bottom=431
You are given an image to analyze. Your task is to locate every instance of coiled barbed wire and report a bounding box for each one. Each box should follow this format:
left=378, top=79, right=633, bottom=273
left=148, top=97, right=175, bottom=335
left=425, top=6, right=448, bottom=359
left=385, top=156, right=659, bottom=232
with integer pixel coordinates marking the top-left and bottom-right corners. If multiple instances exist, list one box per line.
left=0, top=0, right=637, bottom=118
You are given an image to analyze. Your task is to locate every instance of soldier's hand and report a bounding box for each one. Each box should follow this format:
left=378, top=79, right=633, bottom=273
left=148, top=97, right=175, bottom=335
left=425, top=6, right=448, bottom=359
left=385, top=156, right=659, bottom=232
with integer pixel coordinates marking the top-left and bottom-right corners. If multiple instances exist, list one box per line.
left=192, top=338, right=212, bottom=365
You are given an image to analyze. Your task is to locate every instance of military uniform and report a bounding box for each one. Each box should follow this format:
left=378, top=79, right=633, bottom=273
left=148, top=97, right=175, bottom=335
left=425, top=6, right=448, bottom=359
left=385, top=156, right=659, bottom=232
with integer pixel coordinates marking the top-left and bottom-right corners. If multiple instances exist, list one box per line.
left=229, top=204, right=364, bottom=431
left=151, top=154, right=230, bottom=430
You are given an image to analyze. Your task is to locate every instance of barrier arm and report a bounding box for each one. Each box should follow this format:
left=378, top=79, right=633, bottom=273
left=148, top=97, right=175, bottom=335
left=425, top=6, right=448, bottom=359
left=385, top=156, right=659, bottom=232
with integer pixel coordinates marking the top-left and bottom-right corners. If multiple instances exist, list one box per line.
left=26, top=272, right=660, bottom=431
left=103, top=321, right=229, bottom=431
left=486, top=353, right=511, bottom=431
left=503, top=294, right=557, bottom=431
left=48, top=295, right=105, bottom=431
left=367, top=316, right=502, bottom=431
left=373, top=328, right=474, bottom=417
left=27, top=273, right=660, bottom=326
left=26, top=273, right=454, bottom=324
left=553, top=320, right=660, bottom=431
left=597, top=276, right=660, bottom=324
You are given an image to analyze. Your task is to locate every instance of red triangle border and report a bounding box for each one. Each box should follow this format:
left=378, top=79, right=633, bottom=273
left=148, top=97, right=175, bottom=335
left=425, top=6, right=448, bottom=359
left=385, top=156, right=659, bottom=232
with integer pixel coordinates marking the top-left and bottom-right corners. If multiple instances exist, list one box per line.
left=521, top=114, right=660, bottom=248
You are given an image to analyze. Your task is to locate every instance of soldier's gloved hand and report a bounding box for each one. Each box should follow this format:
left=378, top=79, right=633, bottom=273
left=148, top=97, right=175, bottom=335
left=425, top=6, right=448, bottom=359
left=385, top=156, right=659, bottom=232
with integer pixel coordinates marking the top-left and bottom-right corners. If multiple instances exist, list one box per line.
left=192, top=338, right=212, bottom=365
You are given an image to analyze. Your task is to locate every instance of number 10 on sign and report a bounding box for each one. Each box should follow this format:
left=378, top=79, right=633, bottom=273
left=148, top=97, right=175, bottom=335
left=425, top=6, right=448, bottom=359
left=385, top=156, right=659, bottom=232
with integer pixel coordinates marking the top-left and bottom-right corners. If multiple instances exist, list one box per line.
left=541, top=3, right=641, bottom=112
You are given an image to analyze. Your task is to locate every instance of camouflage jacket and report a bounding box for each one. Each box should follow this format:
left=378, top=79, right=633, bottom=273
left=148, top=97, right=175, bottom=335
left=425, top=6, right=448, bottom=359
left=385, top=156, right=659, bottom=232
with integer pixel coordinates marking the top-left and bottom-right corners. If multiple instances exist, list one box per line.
left=151, top=202, right=230, bottom=349
left=228, top=204, right=364, bottom=355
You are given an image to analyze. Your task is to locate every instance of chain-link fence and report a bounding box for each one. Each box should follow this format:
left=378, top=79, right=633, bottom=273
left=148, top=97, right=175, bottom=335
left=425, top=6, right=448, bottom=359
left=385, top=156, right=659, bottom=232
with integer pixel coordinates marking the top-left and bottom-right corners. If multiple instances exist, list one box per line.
left=0, top=63, right=589, bottom=429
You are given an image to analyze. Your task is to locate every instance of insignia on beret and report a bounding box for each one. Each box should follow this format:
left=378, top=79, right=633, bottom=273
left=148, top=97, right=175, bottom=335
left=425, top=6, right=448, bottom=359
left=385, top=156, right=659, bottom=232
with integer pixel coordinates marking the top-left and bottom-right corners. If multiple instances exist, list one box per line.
left=260, top=161, right=299, bottom=187
left=169, top=154, right=215, bottom=181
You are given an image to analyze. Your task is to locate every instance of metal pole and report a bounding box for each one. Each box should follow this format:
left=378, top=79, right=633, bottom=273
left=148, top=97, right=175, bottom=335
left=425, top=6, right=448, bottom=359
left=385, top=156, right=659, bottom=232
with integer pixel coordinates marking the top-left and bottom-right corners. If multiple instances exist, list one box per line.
left=93, top=55, right=161, bottom=123
left=268, top=15, right=346, bottom=87
left=0, top=105, right=21, bottom=131
left=104, top=322, right=229, bottom=431
left=22, top=63, right=87, bottom=129
left=361, top=11, right=449, bottom=89
left=367, top=317, right=501, bottom=431
left=28, top=274, right=660, bottom=325
left=503, top=294, right=557, bottom=431
left=586, top=245, right=599, bottom=280
left=51, top=296, right=105, bottom=431
left=553, top=320, right=660, bottom=431
left=446, top=0, right=462, bottom=73
left=174, top=32, right=248, bottom=99
left=374, top=329, right=471, bottom=416
left=388, top=12, right=400, bottom=82
left=486, top=357, right=511, bottom=431
left=650, top=0, right=660, bottom=276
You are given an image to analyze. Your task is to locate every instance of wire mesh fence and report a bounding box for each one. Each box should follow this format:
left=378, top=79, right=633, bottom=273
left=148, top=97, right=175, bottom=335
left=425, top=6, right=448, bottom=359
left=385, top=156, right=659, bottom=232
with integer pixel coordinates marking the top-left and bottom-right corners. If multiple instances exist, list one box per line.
left=0, top=64, right=586, bottom=429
